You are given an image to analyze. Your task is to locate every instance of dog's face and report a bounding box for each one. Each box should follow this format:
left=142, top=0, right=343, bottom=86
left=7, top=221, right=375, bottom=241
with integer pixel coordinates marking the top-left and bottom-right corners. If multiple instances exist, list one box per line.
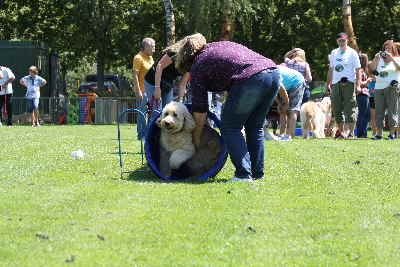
left=157, top=102, right=195, bottom=133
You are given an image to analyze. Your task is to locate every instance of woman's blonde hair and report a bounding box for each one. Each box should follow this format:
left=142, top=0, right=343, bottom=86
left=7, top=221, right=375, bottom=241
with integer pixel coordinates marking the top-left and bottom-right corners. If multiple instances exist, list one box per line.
left=286, top=48, right=306, bottom=62
left=175, top=33, right=207, bottom=73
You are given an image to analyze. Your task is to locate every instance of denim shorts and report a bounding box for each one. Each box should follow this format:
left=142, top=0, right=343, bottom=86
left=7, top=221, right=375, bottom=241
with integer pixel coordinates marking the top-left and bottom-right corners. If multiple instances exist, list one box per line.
left=285, top=82, right=306, bottom=111
left=26, top=98, right=39, bottom=112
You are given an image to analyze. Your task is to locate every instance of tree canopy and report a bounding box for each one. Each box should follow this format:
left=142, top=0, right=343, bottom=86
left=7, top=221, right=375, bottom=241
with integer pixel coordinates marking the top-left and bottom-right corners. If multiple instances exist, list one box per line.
left=0, top=0, right=399, bottom=81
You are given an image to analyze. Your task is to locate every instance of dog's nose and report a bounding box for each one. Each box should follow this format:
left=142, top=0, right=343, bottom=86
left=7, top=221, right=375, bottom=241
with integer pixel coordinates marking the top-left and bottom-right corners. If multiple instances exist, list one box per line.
left=165, top=122, right=171, bottom=127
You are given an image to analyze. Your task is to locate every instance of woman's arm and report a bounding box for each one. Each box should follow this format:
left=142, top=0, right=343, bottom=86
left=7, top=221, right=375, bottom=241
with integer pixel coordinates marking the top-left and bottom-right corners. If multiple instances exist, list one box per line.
left=177, top=72, right=190, bottom=99
left=369, top=52, right=380, bottom=71
left=305, top=63, right=312, bottom=82
left=192, top=112, right=207, bottom=148
left=154, top=54, right=173, bottom=99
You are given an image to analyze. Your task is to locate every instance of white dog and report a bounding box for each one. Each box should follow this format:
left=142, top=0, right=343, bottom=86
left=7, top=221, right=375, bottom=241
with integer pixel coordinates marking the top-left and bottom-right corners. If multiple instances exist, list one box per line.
left=156, top=102, right=196, bottom=176
left=300, top=97, right=331, bottom=139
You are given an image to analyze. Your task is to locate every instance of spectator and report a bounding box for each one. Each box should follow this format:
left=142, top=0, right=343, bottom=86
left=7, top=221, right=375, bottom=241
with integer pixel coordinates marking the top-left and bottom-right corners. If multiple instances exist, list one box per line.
left=367, top=62, right=377, bottom=137
left=283, top=48, right=312, bottom=103
left=132, top=37, right=155, bottom=140
left=144, top=38, right=190, bottom=108
left=355, top=54, right=371, bottom=138
left=369, top=40, right=400, bottom=140
left=276, top=65, right=306, bottom=139
left=0, top=66, right=15, bottom=126
left=175, top=34, right=279, bottom=182
left=20, top=66, right=47, bottom=127
left=326, top=32, right=361, bottom=139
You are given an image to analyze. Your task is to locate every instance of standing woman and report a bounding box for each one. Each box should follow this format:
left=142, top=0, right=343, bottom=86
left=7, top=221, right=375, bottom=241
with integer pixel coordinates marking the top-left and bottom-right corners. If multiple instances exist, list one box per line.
left=355, top=53, right=371, bottom=138
left=283, top=48, right=312, bottom=103
left=370, top=40, right=400, bottom=140
left=144, top=39, right=190, bottom=109
left=176, top=33, right=280, bottom=182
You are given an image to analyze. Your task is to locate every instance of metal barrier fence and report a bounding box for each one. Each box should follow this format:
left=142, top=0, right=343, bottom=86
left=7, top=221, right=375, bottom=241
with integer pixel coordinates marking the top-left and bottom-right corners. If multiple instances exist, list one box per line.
left=8, top=97, right=138, bottom=124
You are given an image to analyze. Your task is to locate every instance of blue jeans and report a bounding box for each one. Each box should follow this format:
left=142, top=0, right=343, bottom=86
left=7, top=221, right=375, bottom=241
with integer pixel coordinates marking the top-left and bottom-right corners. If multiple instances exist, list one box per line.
left=221, top=69, right=280, bottom=179
left=137, top=81, right=156, bottom=140
left=356, top=94, right=370, bottom=137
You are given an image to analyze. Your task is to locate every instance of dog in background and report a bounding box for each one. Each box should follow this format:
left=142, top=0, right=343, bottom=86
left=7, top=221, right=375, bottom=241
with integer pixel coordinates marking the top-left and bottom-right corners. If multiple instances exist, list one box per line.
left=157, top=101, right=221, bottom=178
left=300, top=97, right=331, bottom=138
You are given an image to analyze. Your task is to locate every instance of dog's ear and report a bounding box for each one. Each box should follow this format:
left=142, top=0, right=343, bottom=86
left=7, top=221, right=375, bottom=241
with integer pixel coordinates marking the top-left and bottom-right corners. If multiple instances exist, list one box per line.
left=183, top=110, right=196, bottom=132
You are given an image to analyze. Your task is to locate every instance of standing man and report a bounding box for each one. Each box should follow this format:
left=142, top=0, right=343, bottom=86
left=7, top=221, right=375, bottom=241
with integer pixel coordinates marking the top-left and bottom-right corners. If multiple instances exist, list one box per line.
left=326, top=32, right=361, bottom=138
left=0, top=66, right=16, bottom=126
left=132, top=37, right=155, bottom=140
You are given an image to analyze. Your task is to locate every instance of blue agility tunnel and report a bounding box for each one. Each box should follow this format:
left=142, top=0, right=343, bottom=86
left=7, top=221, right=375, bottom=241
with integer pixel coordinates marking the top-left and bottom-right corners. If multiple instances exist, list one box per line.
left=145, top=104, right=228, bottom=181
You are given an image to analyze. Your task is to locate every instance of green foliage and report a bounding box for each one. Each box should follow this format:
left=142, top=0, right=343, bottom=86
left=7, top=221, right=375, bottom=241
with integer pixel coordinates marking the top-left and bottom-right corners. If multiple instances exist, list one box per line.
left=1, top=125, right=400, bottom=265
left=0, top=0, right=399, bottom=79
left=67, top=97, right=79, bottom=124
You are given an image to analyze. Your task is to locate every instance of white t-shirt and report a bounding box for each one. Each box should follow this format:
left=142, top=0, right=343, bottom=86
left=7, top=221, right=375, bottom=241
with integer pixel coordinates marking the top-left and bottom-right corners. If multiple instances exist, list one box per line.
left=21, top=75, right=46, bottom=99
left=0, top=67, right=15, bottom=95
left=375, top=57, right=400, bottom=90
left=329, top=47, right=361, bottom=84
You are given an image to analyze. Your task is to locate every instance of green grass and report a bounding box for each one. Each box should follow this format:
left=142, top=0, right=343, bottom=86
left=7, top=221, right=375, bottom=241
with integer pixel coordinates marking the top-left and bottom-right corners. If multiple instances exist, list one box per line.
left=1, top=125, right=400, bottom=266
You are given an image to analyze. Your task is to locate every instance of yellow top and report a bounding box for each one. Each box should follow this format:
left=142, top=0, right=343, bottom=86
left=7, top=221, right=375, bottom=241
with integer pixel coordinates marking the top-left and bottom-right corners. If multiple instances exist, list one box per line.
left=133, top=51, right=154, bottom=93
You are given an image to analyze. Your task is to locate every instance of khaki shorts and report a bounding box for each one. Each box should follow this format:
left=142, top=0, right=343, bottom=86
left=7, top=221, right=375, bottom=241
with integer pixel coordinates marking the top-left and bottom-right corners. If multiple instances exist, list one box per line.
left=331, top=81, right=357, bottom=123
left=374, top=86, right=400, bottom=128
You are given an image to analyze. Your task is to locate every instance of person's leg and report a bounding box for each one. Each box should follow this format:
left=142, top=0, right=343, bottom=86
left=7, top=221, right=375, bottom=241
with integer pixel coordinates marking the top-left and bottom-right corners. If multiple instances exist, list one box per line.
left=243, top=70, right=280, bottom=179
left=370, top=107, right=377, bottom=136
left=287, top=111, right=297, bottom=137
left=0, top=95, right=4, bottom=124
left=356, top=94, right=368, bottom=137
left=136, top=92, right=149, bottom=140
left=5, top=94, right=12, bottom=126
left=221, top=69, right=279, bottom=179
left=286, top=83, right=305, bottom=137
left=342, top=82, right=357, bottom=137
left=331, top=83, right=345, bottom=135
left=34, top=98, right=40, bottom=125
left=385, top=86, right=399, bottom=137
left=374, top=90, right=385, bottom=137
left=279, top=112, right=287, bottom=135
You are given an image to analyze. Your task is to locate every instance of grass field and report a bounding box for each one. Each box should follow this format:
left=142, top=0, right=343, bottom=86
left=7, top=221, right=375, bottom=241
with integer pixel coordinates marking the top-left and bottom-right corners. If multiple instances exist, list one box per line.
left=1, top=125, right=400, bottom=266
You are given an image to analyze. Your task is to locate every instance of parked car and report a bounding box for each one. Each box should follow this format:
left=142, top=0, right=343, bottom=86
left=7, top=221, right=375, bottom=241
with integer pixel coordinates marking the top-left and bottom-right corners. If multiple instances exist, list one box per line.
left=85, top=74, right=132, bottom=96
left=78, top=81, right=118, bottom=97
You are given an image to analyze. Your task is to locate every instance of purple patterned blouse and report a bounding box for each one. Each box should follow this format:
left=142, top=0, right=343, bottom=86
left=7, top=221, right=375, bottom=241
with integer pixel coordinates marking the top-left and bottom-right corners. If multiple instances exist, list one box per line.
left=190, top=41, right=276, bottom=113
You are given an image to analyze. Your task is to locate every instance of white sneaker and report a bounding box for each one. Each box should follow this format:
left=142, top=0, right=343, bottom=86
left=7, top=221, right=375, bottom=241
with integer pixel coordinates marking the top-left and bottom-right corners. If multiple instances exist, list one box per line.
left=230, top=177, right=253, bottom=182
left=279, top=134, right=292, bottom=141
left=0, top=121, right=2, bottom=127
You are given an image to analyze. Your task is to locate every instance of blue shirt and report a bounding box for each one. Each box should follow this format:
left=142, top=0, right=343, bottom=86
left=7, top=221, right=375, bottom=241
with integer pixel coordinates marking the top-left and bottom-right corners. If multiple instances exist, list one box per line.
left=368, top=80, right=376, bottom=97
left=22, top=75, right=46, bottom=99
left=277, top=65, right=305, bottom=90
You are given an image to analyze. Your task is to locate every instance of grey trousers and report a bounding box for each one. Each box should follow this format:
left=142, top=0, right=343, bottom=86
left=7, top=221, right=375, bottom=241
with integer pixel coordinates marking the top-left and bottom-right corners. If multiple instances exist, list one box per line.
left=374, top=86, right=400, bottom=128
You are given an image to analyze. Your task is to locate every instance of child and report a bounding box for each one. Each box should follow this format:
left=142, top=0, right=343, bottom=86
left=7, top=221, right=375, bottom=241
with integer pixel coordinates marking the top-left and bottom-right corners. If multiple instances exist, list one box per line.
left=20, top=66, right=47, bottom=126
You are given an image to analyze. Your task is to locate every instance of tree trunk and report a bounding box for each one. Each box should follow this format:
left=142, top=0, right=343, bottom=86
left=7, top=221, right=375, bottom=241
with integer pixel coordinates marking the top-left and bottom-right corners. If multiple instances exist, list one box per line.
left=342, top=0, right=359, bottom=51
left=97, top=0, right=106, bottom=91
left=220, top=0, right=234, bottom=40
left=163, top=0, right=176, bottom=45
left=96, top=49, right=105, bottom=92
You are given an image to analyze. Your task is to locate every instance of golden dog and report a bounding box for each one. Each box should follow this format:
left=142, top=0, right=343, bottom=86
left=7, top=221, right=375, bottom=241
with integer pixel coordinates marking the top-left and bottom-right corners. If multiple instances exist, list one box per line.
left=157, top=101, right=221, bottom=178
left=300, top=97, right=331, bottom=139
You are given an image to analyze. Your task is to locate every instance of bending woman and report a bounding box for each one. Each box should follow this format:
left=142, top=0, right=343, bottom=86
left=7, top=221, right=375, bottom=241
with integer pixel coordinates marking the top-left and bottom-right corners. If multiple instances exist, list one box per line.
left=175, top=33, right=280, bottom=182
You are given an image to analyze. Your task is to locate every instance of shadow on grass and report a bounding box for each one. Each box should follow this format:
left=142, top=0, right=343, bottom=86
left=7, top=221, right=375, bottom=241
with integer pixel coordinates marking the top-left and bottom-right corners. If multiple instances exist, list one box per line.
left=124, top=166, right=228, bottom=184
